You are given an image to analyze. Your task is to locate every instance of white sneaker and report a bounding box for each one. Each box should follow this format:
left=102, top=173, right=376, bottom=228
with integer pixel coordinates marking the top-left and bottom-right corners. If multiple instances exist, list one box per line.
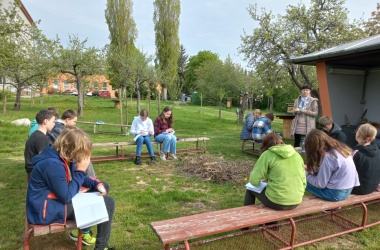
left=169, top=154, right=178, bottom=160
left=159, top=151, right=166, bottom=160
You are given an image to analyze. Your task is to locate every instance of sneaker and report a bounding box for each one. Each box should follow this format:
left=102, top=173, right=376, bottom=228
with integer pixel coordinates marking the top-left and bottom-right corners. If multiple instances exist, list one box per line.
left=169, top=154, right=178, bottom=160
left=322, top=207, right=342, bottom=213
left=159, top=151, right=166, bottom=161
left=134, top=156, right=141, bottom=165
left=69, top=230, right=96, bottom=246
left=150, top=156, right=156, bottom=165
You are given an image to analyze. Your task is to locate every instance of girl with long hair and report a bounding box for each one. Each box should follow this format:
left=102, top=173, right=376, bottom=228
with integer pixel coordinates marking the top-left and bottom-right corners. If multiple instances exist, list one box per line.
left=305, top=129, right=359, bottom=201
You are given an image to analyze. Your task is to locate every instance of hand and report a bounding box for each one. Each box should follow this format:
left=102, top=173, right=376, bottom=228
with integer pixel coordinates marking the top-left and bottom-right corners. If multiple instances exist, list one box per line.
left=149, top=130, right=153, bottom=135
left=76, top=157, right=91, bottom=172
left=140, top=131, right=147, bottom=136
left=97, top=184, right=107, bottom=196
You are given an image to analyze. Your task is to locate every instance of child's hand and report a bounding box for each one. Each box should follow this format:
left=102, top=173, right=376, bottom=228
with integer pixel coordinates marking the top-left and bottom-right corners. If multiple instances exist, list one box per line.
left=97, top=184, right=107, bottom=196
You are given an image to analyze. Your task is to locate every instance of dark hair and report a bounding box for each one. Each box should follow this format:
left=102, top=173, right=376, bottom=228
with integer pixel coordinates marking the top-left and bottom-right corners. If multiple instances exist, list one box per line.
left=47, top=107, right=59, bottom=119
left=301, top=84, right=311, bottom=90
left=260, top=133, right=284, bottom=153
left=35, top=110, right=56, bottom=125
left=305, top=129, right=351, bottom=174
left=140, top=109, right=149, bottom=117
left=265, top=112, right=274, bottom=122
left=61, top=109, right=77, bottom=120
left=159, top=106, right=174, bottom=126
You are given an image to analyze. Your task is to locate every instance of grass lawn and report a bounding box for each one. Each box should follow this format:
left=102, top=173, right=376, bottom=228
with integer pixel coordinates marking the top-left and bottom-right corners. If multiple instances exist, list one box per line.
left=0, top=94, right=379, bottom=250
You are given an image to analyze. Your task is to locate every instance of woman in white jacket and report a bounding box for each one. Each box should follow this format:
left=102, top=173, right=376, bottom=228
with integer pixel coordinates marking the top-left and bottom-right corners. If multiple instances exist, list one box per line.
left=130, top=109, right=155, bottom=165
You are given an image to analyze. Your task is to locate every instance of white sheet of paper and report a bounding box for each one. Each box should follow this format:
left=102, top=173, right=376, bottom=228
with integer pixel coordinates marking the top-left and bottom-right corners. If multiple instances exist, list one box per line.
left=245, top=181, right=267, bottom=193
left=72, top=192, right=109, bottom=229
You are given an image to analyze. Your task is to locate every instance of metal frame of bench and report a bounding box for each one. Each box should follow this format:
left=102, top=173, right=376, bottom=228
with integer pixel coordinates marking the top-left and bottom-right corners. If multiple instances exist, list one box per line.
left=91, top=137, right=210, bottom=162
left=150, top=192, right=380, bottom=250
left=76, top=121, right=130, bottom=136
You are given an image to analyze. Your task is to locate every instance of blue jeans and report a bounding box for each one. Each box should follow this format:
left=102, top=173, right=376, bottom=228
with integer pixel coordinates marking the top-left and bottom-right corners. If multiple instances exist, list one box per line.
left=306, top=183, right=352, bottom=201
left=155, top=133, right=177, bottom=154
left=136, top=135, right=154, bottom=157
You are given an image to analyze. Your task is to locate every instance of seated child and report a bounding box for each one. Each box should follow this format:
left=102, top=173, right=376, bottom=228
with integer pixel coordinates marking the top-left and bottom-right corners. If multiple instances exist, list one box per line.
left=240, top=109, right=261, bottom=140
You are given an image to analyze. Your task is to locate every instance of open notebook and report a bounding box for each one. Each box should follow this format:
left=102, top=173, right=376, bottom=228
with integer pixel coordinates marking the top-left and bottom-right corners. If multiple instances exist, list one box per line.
left=72, top=192, right=109, bottom=229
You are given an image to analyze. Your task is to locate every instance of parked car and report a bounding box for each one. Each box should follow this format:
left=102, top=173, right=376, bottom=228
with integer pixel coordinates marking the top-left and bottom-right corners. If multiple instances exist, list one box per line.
left=86, top=92, right=92, bottom=97
left=92, top=91, right=100, bottom=97
left=99, top=91, right=111, bottom=98
left=63, top=89, right=73, bottom=95
left=71, top=90, right=78, bottom=96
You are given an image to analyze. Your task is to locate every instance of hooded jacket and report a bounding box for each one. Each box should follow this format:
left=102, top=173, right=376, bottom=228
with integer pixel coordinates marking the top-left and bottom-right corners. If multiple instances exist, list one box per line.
left=326, top=123, right=347, bottom=143
left=351, top=142, right=380, bottom=195
left=240, top=113, right=255, bottom=140
left=249, top=145, right=306, bottom=205
left=47, top=121, right=66, bottom=144
left=29, top=119, right=38, bottom=136
left=26, top=146, right=100, bottom=225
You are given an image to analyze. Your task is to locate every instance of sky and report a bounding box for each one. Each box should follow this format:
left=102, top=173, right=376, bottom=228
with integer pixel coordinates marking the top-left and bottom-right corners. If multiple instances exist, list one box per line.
left=22, top=0, right=375, bottom=68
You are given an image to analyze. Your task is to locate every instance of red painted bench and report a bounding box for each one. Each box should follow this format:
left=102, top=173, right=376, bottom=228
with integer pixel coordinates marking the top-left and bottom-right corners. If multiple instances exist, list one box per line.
left=150, top=192, right=380, bottom=250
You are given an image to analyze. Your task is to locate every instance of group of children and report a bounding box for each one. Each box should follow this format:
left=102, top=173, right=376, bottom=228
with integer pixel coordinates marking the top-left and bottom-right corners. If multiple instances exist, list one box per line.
left=240, top=108, right=275, bottom=143
left=242, top=107, right=380, bottom=216
left=24, top=105, right=179, bottom=249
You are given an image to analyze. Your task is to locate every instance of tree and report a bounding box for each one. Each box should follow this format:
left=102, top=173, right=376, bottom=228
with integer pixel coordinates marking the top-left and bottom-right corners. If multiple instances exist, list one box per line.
left=105, top=0, right=137, bottom=124
left=176, top=44, right=188, bottom=95
left=239, top=0, right=365, bottom=102
left=196, top=57, right=245, bottom=119
left=364, top=3, right=380, bottom=36
left=153, top=0, right=181, bottom=100
left=184, top=50, right=221, bottom=94
left=58, top=36, right=103, bottom=116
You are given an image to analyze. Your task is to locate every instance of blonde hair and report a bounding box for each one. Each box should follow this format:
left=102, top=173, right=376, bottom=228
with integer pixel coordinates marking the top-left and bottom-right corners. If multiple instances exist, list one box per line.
left=253, top=109, right=262, bottom=119
left=356, top=123, right=377, bottom=145
left=53, top=127, right=92, bottom=162
left=318, top=116, right=333, bottom=126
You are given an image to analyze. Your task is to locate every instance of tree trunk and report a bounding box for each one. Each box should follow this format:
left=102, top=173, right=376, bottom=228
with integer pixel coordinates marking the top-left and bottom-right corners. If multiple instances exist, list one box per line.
left=136, top=80, right=141, bottom=114
left=30, top=90, right=35, bottom=106
left=157, top=89, right=161, bottom=116
left=2, top=80, right=6, bottom=114
left=162, top=87, right=167, bottom=101
left=119, top=87, right=123, bottom=126
left=39, top=91, right=44, bottom=104
left=77, top=77, right=83, bottom=116
left=238, top=93, right=249, bottom=124
left=14, top=88, right=22, bottom=110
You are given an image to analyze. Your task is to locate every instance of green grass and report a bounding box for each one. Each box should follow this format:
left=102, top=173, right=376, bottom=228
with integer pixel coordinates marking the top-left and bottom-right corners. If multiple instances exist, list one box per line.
left=0, top=94, right=379, bottom=249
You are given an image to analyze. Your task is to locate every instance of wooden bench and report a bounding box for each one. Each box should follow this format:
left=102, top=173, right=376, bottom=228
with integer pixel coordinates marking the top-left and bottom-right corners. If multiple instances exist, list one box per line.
left=91, top=137, right=211, bottom=162
left=76, top=121, right=130, bottom=136
left=24, top=220, right=82, bottom=250
left=150, top=192, right=380, bottom=250
left=241, top=139, right=261, bottom=156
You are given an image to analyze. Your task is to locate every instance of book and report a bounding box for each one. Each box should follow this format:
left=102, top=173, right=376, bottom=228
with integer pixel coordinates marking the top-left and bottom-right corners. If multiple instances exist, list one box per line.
left=245, top=181, right=267, bottom=193
left=72, top=192, right=109, bottom=229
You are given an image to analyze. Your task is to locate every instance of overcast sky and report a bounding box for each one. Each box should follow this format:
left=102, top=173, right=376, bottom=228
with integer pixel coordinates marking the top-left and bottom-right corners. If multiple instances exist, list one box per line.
left=22, top=0, right=375, bottom=68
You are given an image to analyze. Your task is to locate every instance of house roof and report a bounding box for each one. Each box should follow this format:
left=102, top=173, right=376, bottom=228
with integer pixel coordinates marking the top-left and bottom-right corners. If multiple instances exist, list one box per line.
left=286, top=34, right=380, bottom=68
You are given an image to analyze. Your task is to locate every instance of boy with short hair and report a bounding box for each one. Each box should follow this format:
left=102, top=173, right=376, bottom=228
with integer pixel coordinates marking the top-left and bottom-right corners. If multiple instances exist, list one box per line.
left=251, top=112, right=275, bottom=143
left=24, top=110, right=57, bottom=174
left=319, top=116, right=347, bottom=143
left=29, top=107, right=58, bottom=136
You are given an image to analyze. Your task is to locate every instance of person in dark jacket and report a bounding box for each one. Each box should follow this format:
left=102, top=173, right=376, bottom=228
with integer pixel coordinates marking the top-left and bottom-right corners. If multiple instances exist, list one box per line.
left=351, top=123, right=380, bottom=195
left=26, top=127, right=115, bottom=249
left=319, top=116, right=347, bottom=143
left=47, top=109, right=78, bottom=144
left=240, top=109, right=261, bottom=140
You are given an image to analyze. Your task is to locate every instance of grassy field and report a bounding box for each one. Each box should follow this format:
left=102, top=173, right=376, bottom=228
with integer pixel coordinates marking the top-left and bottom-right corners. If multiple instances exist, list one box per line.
left=0, top=94, right=379, bottom=250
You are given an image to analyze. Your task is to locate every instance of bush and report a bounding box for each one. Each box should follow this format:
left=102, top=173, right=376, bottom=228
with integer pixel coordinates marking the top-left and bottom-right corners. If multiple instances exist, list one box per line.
left=0, top=90, right=12, bottom=99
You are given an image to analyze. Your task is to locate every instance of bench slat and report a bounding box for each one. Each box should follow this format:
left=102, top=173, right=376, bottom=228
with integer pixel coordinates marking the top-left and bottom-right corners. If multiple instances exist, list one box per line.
left=151, top=193, right=380, bottom=245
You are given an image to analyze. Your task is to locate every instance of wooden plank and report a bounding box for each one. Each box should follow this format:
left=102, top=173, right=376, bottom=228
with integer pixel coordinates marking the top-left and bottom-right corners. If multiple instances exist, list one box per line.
left=151, top=193, right=380, bottom=245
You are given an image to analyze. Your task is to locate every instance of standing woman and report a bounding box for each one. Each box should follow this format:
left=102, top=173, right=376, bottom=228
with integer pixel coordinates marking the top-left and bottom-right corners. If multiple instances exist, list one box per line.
left=291, top=84, right=318, bottom=147
left=305, top=129, right=359, bottom=201
left=154, top=106, right=177, bottom=160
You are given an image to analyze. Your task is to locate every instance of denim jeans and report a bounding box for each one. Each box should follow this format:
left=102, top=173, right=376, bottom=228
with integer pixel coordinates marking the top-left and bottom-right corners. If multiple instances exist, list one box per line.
left=67, top=195, right=115, bottom=249
left=136, top=135, right=154, bottom=157
left=306, top=183, right=352, bottom=201
left=155, top=133, right=177, bottom=154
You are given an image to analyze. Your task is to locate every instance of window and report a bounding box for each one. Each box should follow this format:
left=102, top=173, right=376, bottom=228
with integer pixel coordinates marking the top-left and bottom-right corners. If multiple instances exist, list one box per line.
left=53, top=79, right=58, bottom=89
left=102, top=82, right=107, bottom=90
left=64, top=80, right=68, bottom=89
